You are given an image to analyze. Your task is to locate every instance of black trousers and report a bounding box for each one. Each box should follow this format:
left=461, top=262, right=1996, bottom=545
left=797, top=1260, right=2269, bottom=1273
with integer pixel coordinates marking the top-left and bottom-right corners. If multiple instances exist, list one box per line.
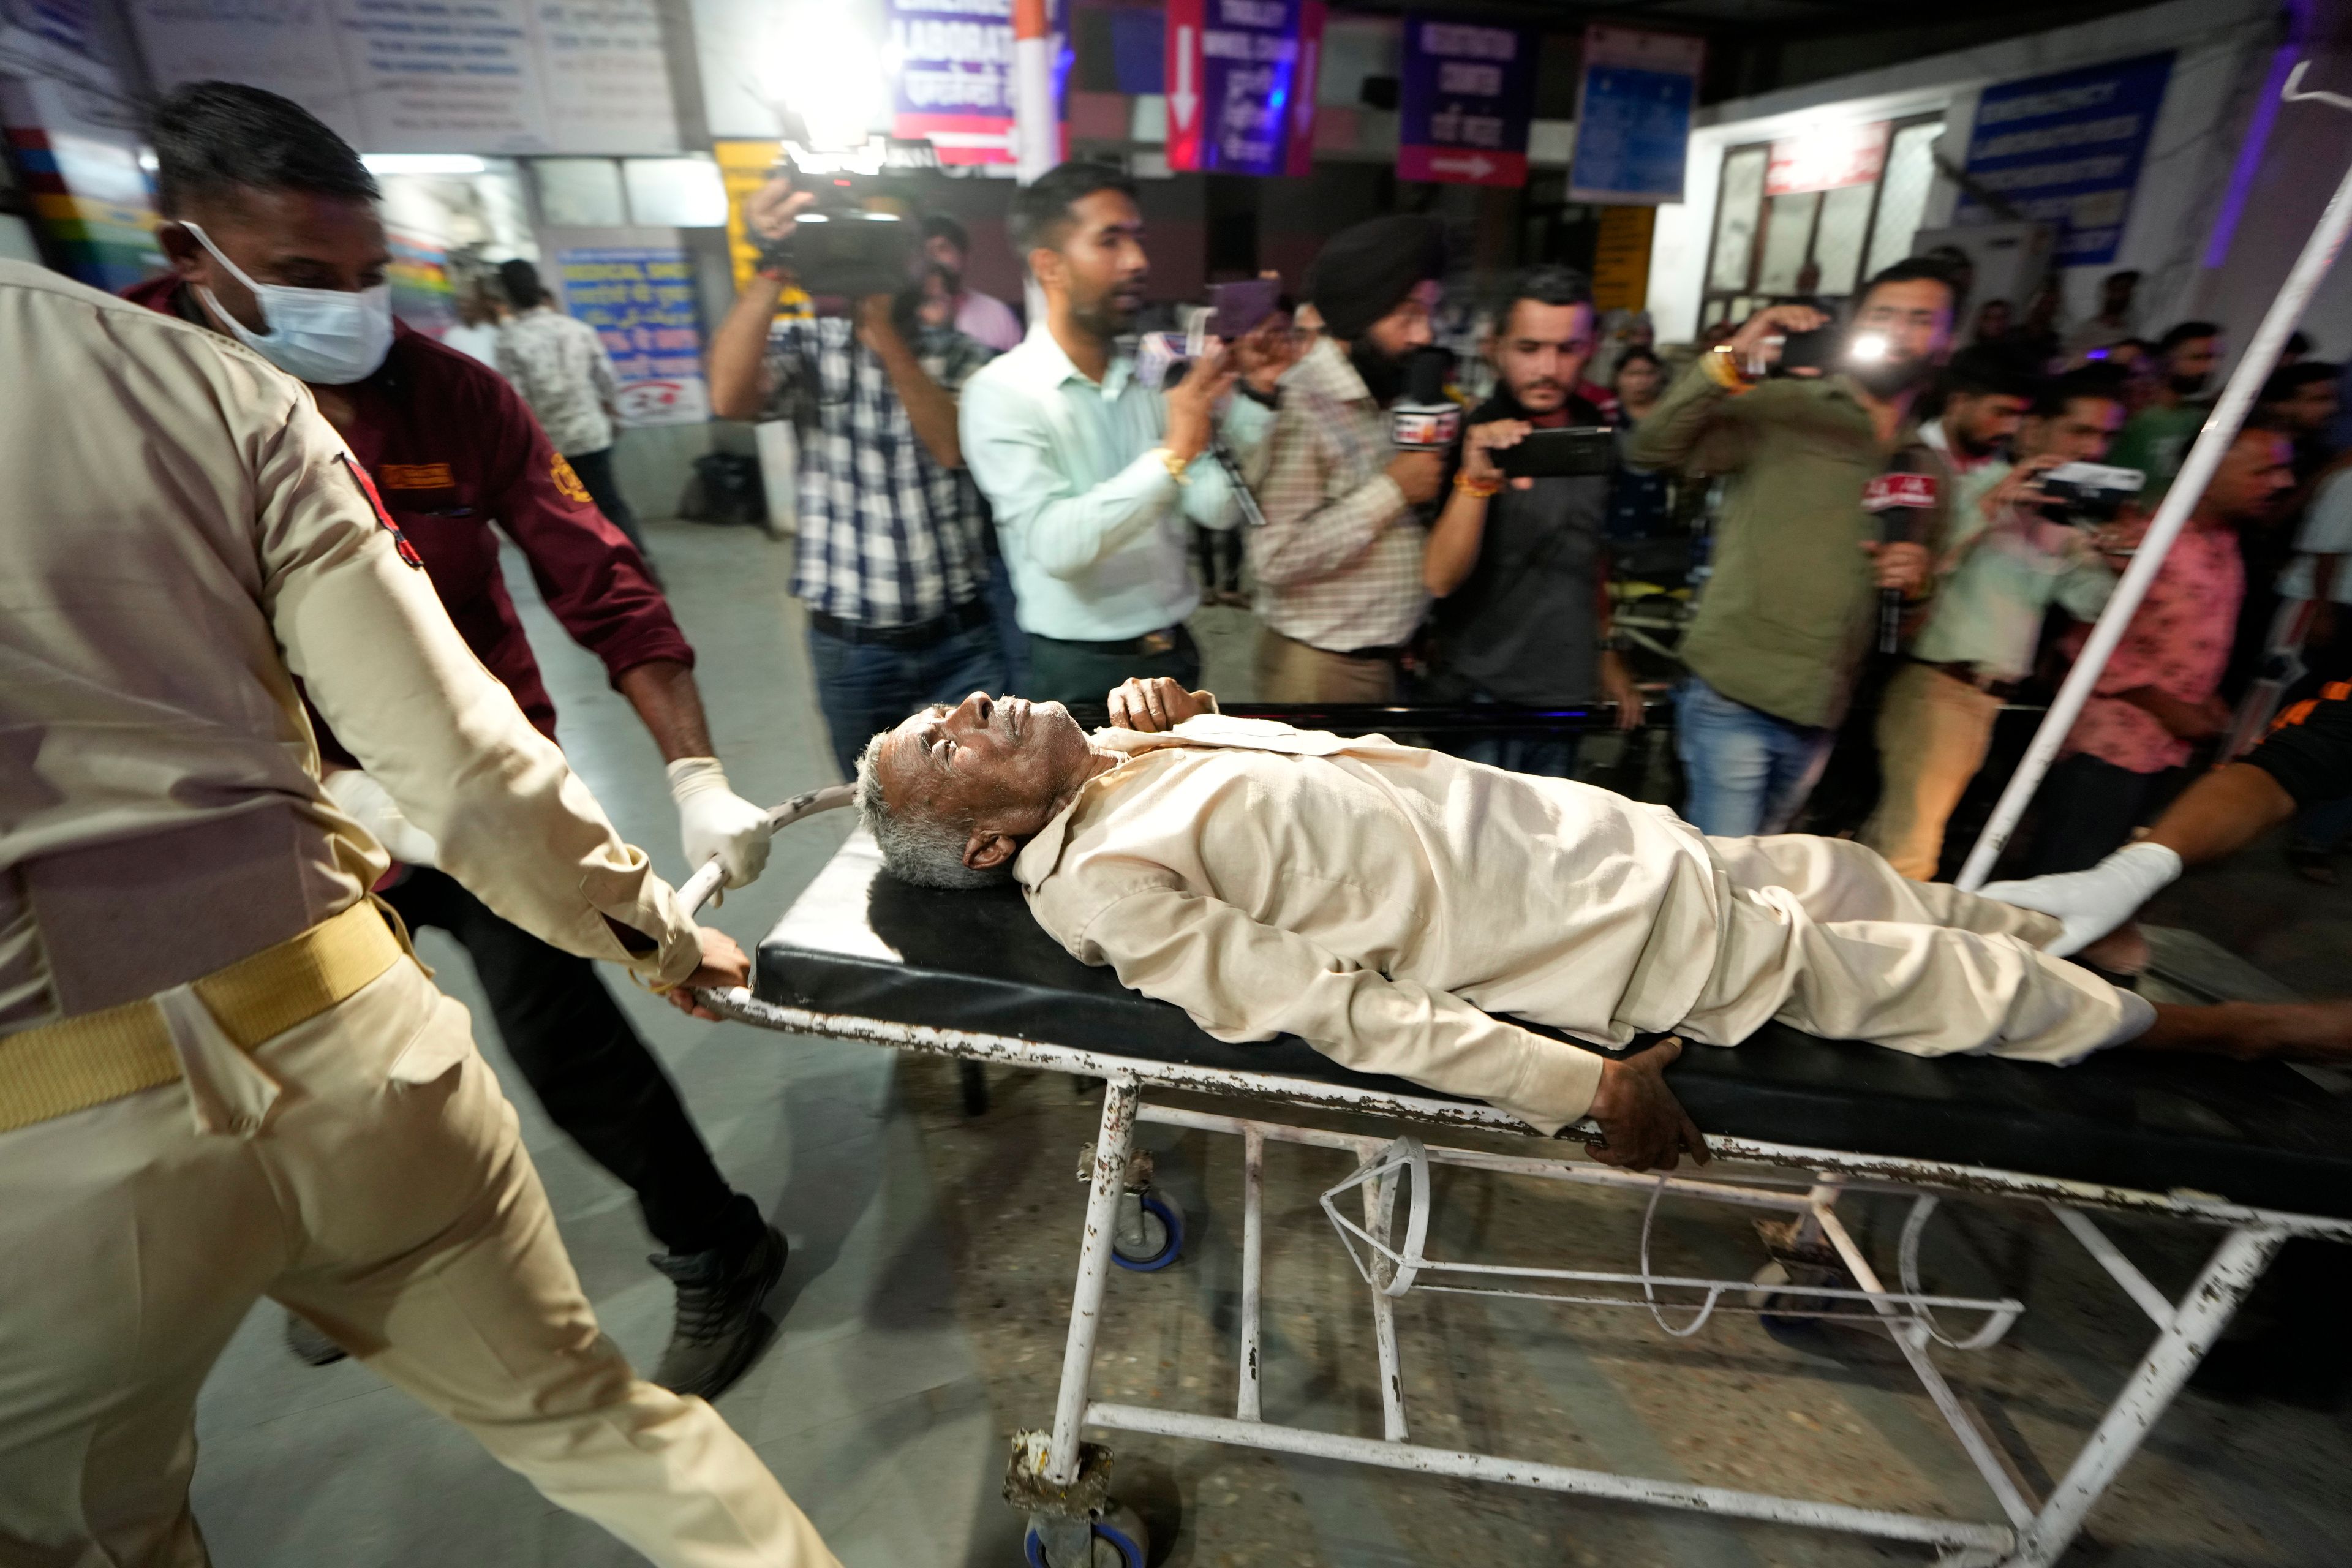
left=1023, top=625, right=1200, bottom=706
left=568, top=445, right=648, bottom=557
left=383, top=867, right=742, bottom=1256
left=2024, top=753, right=2175, bottom=875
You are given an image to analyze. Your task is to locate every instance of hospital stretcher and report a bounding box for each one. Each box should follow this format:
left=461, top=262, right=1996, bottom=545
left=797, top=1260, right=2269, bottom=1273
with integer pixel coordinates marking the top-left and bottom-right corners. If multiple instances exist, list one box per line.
left=682, top=787, right=2352, bottom=1568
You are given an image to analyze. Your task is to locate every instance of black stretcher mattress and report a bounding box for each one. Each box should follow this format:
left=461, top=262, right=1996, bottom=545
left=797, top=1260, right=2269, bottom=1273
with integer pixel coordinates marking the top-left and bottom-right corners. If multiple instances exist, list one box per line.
left=758, top=837, right=2352, bottom=1221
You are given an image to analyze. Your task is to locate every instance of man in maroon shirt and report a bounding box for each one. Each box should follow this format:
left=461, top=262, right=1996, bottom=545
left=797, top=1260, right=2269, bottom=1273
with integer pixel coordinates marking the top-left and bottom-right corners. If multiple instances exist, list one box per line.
left=134, top=83, right=782, bottom=1400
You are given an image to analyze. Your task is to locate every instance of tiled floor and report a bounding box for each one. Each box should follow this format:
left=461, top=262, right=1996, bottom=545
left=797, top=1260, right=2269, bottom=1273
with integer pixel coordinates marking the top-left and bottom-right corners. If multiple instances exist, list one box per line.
left=187, top=521, right=2352, bottom=1566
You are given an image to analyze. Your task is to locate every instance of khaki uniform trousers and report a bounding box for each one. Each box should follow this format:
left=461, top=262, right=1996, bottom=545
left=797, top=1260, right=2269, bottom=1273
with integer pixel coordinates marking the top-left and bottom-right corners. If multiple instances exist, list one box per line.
left=1253, top=627, right=1398, bottom=703
left=1860, top=662, right=2005, bottom=881
left=1679, top=834, right=2141, bottom=1063
left=0, top=956, right=839, bottom=1568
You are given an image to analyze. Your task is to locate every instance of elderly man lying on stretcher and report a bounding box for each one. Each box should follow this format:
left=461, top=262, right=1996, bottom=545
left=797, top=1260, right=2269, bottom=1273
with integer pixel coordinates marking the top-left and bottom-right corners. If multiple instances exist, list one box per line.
left=853, top=679, right=2352, bottom=1170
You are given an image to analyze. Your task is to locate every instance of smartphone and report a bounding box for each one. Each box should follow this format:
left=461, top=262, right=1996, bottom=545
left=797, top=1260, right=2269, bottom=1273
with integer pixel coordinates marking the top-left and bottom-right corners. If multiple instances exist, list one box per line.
left=1210, top=278, right=1280, bottom=341
left=1496, top=426, right=1618, bottom=479
left=1776, top=324, right=1842, bottom=375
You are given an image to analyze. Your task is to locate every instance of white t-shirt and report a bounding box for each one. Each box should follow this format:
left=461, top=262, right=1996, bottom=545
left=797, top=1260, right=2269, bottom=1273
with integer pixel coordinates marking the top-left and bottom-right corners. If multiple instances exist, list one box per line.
left=2278, top=468, right=2352, bottom=604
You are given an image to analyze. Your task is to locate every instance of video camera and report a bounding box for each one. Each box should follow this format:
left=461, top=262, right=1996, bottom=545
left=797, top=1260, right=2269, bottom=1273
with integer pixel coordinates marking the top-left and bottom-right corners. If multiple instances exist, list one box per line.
left=764, top=162, right=918, bottom=300
left=2035, top=461, right=2145, bottom=526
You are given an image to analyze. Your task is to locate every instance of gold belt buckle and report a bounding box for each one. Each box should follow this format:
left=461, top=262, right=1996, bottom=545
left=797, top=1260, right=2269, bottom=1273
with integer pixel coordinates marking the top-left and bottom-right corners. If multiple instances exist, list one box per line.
left=1139, top=630, right=1176, bottom=658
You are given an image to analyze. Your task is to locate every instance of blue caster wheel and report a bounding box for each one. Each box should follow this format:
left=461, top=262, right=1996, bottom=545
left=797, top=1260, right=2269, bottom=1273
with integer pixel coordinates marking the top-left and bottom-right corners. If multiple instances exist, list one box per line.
left=1024, top=1504, right=1148, bottom=1567
left=1110, top=1193, right=1183, bottom=1273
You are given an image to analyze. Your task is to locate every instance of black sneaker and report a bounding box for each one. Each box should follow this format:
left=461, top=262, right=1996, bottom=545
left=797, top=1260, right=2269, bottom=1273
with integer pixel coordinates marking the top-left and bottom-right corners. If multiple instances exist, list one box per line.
left=284, top=1310, right=349, bottom=1368
left=648, top=1223, right=787, bottom=1400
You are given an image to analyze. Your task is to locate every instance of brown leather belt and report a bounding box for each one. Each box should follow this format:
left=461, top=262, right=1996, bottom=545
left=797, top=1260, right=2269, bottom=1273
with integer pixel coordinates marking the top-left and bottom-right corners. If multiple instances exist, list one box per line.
left=0, top=900, right=406, bottom=1134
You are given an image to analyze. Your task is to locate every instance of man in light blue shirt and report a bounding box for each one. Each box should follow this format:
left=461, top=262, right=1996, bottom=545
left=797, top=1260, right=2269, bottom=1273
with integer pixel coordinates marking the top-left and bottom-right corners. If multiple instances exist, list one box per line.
left=1862, top=368, right=2126, bottom=878
left=960, top=162, right=1284, bottom=703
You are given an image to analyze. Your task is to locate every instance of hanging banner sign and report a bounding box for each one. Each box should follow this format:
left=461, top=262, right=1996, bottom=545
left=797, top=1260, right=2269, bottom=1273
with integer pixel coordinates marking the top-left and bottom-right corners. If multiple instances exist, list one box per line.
left=1285, top=0, right=1326, bottom=177
left=1164, top=0, right=1313, bottom=176
left=1569, top=25, right=1703, bottom=205
left=1954, top=51, right=2174, bottom=268
left=885, top=0, right=1068, bottom=165
left=1397, top=17, right=1532, bottom=187
left=1765, top=119, right=1890, bottom=196
left=558, top=246, right=712, bottom=426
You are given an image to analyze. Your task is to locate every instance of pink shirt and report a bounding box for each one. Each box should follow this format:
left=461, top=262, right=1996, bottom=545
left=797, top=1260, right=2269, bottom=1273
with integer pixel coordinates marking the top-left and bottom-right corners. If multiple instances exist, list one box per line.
left=2061, top=522, right=2243, bottom=774
left=953, top=288, right=1023, bottom=353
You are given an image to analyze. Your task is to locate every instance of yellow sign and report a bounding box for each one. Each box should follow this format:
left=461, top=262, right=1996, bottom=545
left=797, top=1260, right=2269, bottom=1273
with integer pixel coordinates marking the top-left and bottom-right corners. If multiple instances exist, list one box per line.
left=1591, top=206, right=1656, bottom=314
left=714, top=139, right=812, bottom=315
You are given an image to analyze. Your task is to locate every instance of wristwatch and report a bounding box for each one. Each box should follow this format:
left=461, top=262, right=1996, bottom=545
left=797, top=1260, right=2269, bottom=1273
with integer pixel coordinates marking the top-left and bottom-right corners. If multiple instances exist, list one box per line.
left=1153, top=446, right=1194, bottom=485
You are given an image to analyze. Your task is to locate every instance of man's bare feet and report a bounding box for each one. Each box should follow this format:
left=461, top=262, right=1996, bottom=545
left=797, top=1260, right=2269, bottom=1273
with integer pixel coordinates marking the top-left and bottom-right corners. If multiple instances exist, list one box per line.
left=2136, top=1000, right=2352, bottom=1061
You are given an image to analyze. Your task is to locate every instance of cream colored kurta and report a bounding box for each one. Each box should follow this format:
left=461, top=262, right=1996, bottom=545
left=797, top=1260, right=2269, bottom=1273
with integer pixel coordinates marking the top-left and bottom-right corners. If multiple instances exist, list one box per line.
left=0, top=259, right=698, bottom=1028
left=1016, top=715, right=1726, bottom=1131
left=1014, top=715, right=2139, bottom=1134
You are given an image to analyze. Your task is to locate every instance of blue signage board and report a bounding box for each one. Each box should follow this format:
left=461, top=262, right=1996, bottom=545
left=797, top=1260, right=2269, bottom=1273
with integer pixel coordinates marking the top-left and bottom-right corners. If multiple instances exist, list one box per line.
left=1164, top=0, right=1316, bottom=178
left=1569, top=25, right=1704, bottom=205
left=1397, top=16, right=1533, bottom=187
left=1955, top=51, right=2174, bottom=266
left=557, top=246, right=709, bottom=426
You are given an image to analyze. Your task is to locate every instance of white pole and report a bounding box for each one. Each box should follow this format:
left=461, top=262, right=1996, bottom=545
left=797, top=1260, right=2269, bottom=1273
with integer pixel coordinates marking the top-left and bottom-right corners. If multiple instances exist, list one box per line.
left=1956, top=70, right=2352, bottom=889
left=1011, top=0, right=1056, bottom=185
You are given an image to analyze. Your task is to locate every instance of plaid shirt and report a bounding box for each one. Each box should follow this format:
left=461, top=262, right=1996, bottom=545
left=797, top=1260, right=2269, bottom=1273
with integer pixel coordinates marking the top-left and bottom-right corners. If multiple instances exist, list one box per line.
left=1248, top=337, right=1430, bottom=651
left=764, top=315, right=995, bottom=627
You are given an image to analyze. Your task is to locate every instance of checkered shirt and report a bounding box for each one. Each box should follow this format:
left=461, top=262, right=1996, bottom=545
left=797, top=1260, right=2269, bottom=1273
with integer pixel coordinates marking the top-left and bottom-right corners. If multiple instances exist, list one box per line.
left=764, top=316, right=995, bottom=627
left=1247, top=336, right=1431, bottom=651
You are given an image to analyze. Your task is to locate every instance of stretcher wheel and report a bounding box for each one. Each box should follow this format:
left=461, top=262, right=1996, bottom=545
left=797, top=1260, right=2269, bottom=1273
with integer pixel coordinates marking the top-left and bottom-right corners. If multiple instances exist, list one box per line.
left=1023, top=1502, right=1148, bottom=1567
left=1110, top=1193, right=1183, bottom=1272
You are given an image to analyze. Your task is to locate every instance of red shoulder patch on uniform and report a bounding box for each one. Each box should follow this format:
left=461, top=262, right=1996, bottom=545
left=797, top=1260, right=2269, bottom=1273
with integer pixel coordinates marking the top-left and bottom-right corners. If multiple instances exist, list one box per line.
left=337, top=451, right=424, bottom=569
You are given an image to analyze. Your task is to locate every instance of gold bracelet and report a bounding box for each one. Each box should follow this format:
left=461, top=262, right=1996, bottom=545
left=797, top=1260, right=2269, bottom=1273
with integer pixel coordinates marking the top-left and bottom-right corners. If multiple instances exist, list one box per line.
left=1702, top=344, right=1755, bottom=393
left=1453, top=470, right=1504, bottom=499
left=1153, top=446, right=1193, bottom=486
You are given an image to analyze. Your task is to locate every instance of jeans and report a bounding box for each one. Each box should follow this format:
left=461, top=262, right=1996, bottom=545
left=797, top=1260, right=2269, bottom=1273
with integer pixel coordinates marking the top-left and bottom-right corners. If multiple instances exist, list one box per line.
left=567, top=445, right=647, bottom=557
left=1675, top=677, right=1834, bottom=837
left=382, top=867, right=749, bottom=1258
left=1449, top=688, right=1581, bottom=778
left=1024, top=625, right=1201, bottom=707
left=807, top=617, right=1009, bottom=777
left=982, top=549, right=1031, bottom=695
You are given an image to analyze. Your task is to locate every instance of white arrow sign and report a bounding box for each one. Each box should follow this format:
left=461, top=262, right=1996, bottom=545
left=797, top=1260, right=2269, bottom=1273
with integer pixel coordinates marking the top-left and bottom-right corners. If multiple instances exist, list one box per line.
left=1170, top=27, right=1199, bottom=130
left=1430, top=153, right=1496, bottom=179
left=1294, top=40, right=1316, bottom=135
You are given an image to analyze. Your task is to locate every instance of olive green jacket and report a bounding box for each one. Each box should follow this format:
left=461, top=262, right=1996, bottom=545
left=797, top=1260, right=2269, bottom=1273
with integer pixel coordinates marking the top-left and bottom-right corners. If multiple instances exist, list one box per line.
left=1627, top=360, right=1951, bottom=730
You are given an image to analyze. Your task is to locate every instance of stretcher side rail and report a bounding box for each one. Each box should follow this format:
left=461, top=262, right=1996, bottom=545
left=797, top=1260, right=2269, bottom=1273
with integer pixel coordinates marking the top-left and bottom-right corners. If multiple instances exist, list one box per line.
left=688, top=810, right=2352, bottom=1568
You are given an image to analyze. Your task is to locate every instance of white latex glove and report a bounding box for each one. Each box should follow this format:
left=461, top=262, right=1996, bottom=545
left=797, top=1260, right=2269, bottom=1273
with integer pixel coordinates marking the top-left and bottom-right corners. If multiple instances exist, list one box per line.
left=1977, top=840, right=2184, bottom=957
left=322, top=767, right=440, bottom=867
left=667, top=757, right=771, bottom=891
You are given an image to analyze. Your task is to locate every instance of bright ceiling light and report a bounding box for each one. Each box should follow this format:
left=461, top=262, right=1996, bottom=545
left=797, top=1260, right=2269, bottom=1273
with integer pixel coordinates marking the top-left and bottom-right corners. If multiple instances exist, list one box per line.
left=361, top=154, right=488, bottom=176
left=764, top=4, right=886, bottom=151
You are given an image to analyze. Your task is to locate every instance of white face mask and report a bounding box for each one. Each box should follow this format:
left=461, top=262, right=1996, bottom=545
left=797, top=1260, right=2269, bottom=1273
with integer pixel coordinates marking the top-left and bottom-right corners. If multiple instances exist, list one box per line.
left=180, top=221, right=394, bottom=385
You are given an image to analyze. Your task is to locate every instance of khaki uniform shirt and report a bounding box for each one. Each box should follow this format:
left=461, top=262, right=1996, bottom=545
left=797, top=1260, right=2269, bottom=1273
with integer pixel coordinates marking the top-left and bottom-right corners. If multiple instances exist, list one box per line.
left=1627, top=361, right=1951, bottom=730
left=0, top=260, right=698, bottom=1032
left=1013, top=716, right=1726, bottom=1132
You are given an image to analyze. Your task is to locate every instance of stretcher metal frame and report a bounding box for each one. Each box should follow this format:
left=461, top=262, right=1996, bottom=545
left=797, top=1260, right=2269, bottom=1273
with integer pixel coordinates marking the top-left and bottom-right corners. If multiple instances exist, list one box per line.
left=688, top=854, right=2352, bottom=1568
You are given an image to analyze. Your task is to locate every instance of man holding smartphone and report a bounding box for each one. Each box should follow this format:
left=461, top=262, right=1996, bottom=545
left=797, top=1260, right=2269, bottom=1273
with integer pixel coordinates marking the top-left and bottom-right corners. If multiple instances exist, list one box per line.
left=1248, top=215, right=1450, bottom=702
left=1420, top=265, right=1643, bottom=775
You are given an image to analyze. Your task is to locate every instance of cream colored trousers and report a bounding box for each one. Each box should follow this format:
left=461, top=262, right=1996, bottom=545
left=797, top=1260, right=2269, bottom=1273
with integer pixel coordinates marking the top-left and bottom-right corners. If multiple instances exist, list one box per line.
left=1682, top=834, right=2143, bottom=1063
left=1860, top=662, right=2005, bottom=881
left=1253, top=626, right=1400, bottom=703
left=0, top=957, right=839, bottom=1568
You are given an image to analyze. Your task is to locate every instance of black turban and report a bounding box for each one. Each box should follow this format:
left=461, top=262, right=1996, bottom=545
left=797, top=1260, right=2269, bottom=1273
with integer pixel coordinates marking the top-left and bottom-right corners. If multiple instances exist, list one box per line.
left=1305, top=215, right=1447, bottom=342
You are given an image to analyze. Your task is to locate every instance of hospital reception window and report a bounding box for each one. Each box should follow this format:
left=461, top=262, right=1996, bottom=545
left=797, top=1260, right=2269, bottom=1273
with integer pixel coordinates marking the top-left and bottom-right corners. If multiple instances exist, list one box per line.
left=1700, top=115, right=1943, bottom=331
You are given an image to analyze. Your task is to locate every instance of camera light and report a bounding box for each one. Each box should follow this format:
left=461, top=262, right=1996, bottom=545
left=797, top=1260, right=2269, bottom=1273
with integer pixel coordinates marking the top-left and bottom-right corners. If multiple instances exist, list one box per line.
left=1849, top=331, right=1890, bottom=363
left=764, top=6, right=886, bottom=153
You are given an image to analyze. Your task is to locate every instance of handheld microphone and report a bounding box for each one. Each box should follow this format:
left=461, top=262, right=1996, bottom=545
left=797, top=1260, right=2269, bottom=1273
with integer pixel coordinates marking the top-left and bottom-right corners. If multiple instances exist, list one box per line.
left=1388, top=347, right=1460, bottom=451
left=1860, top=453, right=1938, bottom=655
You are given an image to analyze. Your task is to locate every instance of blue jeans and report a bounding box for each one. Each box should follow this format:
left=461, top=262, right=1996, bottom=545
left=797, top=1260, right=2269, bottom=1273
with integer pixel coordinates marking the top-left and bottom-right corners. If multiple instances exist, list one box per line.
left=807, top=619, right=1008, bottom=777
left=1674, top=677, right=1834, bottom=837
left=1450, top=690, right=1581, bottom=779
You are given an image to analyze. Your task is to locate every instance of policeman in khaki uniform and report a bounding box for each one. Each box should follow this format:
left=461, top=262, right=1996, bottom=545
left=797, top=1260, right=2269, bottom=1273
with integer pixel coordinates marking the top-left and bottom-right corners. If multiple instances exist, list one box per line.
left=0, top=260, right=839, bottom=1562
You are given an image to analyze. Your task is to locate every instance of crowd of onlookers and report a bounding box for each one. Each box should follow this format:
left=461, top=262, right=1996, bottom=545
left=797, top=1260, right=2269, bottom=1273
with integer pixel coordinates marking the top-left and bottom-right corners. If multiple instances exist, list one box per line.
left=691, top=159, right=2350, bottom=888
